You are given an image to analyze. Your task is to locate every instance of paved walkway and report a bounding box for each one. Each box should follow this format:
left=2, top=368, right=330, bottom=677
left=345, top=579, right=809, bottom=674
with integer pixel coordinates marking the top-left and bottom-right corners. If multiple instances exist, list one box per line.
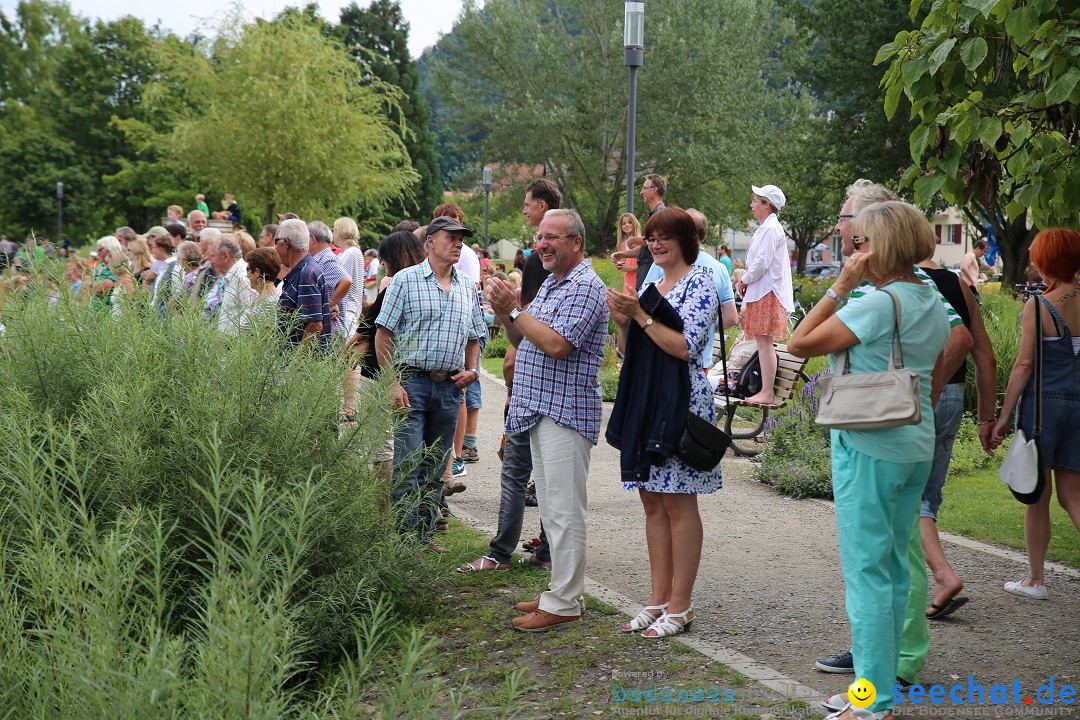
left=451, top=372, right=1080, bottom=708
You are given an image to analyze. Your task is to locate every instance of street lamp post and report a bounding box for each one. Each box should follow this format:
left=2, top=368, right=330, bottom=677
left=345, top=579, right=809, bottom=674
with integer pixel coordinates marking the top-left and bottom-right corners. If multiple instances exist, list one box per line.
left=56, top=181, right=64, bottom=245
left=624, top=2, right=644, bottom=214
left=483, top=165, right=492, bottom=253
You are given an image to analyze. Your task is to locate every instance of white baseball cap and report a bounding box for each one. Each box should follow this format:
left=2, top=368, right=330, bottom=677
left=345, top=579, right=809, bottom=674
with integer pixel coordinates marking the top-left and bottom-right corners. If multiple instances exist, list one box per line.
left=751, top=184, right=786, bottom=210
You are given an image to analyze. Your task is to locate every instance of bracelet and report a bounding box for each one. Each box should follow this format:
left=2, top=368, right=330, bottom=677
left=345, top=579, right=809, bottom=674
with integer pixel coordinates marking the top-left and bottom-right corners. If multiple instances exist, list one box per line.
left=977, top=420, right=994, bottom=426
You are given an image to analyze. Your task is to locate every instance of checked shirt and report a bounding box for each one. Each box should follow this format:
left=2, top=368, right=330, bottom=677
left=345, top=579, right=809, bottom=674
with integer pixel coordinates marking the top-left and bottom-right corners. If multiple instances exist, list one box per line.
left=376, top=258, right=486, bottom=371
left=507, top=259, right=609, bottom=444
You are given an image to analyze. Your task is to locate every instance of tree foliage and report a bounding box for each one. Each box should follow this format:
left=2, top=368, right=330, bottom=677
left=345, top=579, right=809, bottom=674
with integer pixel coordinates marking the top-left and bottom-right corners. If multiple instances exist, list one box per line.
left=878, top=0, right=1080, bottom=284
left=339, top=0, right=442, bottom=228
left=429, top=0, right=795, bottom=251
left=0, top=2, right=167, bottom=240
left=778, top=0, right=919, bottom=192
left=156, top=13, right=417, bottom=224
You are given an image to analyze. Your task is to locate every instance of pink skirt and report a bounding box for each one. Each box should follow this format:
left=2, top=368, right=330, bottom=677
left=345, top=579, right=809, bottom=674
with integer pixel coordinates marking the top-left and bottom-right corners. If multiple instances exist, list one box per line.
left=741, top=291, right=789, bottom=340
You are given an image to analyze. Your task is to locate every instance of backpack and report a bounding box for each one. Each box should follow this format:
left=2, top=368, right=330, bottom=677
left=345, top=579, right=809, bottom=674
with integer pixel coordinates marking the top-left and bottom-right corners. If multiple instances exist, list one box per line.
left=734, top=352, right=763, bottom=398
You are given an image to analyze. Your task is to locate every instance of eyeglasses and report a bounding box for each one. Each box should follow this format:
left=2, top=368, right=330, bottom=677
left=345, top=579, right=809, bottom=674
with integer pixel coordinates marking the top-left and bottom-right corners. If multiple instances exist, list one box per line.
left=852, top=235, right=870, bottom=246
left=645, top=235, right=674, bottom=245
left=837, top=214, right=856, bottom=223
left=642, top=184, right=655, bottom=190
left=534, top=233, right=571, bottom=243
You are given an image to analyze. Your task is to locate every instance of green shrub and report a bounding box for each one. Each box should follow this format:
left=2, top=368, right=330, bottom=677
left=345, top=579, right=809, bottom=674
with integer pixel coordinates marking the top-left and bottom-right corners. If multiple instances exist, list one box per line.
left=484, top=330, right=509, bottom=358
left=946, top=415, right=997, bottom=478
left=756, top=371, right=833, bottom=498
left=968, top=289, right=1022, bottom=415
left=792, top=276, right=836, bottom=307
left=0, top=282, right=450, bottom=715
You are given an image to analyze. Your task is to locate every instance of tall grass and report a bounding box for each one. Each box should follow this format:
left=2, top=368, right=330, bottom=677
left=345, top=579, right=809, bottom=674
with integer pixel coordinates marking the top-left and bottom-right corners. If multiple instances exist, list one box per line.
left=0, top=279, right=457, bottom=715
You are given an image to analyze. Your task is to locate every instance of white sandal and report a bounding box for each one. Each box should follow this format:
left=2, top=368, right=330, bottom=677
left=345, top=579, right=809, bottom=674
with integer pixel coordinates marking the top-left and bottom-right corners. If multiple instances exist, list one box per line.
left=642, top=606, right=694, bottom=638
left=618, top=603, right=667, bottom=632
left=826, top=703, right=893, bottom=720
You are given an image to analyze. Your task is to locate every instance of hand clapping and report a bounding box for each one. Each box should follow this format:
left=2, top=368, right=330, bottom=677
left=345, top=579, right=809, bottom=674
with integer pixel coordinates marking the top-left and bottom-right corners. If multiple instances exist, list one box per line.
left=605, top=288, right=641, bottom=325
left=487, top=277, right=520, bottom=315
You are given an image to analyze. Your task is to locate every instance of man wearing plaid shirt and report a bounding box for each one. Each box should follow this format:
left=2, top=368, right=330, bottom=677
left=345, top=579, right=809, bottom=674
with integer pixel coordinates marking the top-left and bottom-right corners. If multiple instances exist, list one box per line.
left=488, top=208, right=609, bottom=632
left=375, top=216, right=487, bottom=553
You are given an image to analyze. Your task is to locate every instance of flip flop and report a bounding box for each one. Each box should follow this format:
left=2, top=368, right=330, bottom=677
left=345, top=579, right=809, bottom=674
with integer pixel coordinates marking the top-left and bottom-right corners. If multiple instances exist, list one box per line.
left=926, top=595, right=969, bottom=619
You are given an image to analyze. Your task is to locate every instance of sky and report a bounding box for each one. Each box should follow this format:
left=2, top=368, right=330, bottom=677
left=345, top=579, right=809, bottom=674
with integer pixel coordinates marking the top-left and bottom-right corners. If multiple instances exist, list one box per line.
left=0, top=0, right=474, bottom=58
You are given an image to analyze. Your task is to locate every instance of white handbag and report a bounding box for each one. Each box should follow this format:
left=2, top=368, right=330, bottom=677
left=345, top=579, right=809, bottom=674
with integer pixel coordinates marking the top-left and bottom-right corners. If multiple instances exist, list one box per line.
left=999, top=296, right=1045, bottom=504
left=999, top=428, right=1039, bottom=494
left=815, top=289, right=922, bottom=431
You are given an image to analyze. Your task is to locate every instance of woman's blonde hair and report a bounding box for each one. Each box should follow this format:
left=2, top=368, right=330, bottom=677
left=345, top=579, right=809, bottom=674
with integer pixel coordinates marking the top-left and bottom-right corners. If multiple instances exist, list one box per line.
left=96, top=236, right=126, bottom=269
left=852, top=201, right=936, bottom=278
left=617, top=212, right=641, bottom=243
left=235, top=230, right=256, bottom=259
left=333, top=217, right=360, bottom=248
left=127, top=237, right=152, bottom=270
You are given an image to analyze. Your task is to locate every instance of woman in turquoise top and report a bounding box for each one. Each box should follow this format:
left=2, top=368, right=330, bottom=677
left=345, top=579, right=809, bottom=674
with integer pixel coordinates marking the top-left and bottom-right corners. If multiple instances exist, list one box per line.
left=789, top=201, right=949, bottom=720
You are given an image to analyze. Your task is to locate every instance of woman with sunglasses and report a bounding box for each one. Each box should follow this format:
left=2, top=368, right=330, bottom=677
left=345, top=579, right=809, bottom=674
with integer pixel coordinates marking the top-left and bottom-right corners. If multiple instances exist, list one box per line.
left=788, top=201, right=949, bottom=720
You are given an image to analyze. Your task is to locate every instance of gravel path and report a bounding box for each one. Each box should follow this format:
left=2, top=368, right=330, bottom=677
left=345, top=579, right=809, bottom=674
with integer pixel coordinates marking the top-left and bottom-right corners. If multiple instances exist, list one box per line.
left=451, top=372, right=1079, bottom=702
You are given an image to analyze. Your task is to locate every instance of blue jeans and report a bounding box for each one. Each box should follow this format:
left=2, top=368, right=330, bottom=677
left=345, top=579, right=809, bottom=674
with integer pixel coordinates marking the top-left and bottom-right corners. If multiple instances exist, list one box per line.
left=489, top=428, right=549, bottom=563
left=392, top=376, right=462, bottom=543
left=921, top=383, right=965, bottom=520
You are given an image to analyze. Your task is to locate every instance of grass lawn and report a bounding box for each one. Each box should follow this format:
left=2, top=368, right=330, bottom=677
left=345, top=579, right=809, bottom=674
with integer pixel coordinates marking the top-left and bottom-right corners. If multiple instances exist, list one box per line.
left=937, top=466, right=1080, bottom=569
left=417, top=518, right=821, bottom=719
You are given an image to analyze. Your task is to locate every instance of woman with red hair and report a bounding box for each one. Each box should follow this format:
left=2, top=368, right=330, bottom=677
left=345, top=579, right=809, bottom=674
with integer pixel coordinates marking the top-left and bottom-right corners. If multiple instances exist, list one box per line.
left=992, top=228, right=1080, bottom=600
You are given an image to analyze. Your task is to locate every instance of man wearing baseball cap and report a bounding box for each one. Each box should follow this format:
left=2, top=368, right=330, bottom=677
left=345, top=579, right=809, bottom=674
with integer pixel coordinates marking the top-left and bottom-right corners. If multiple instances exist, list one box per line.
left=375, top=214, right=487, bottom=554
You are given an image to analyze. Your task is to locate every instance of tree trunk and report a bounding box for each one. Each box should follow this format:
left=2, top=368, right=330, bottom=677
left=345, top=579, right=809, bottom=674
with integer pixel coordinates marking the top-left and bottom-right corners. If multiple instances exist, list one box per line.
left=994, top=210, right=1038, bottom=289
left=264, top=201, right=276, bottom=227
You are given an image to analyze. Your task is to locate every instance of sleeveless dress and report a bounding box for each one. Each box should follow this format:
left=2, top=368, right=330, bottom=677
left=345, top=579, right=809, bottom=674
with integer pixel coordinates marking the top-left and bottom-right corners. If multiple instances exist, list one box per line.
left=1018, top=296, right=1080, bottom=472
left=623, top=269, right=723, bottom=494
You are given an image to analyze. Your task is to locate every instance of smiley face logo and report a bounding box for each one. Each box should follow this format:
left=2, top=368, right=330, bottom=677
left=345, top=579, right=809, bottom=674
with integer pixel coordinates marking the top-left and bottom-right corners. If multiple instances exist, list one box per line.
left=848, top=678, right=876, bottom=708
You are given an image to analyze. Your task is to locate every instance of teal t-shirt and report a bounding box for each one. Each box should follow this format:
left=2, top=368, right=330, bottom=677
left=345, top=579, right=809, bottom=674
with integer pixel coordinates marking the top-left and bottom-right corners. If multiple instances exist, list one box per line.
left=831, top=282, right=949, bottom=463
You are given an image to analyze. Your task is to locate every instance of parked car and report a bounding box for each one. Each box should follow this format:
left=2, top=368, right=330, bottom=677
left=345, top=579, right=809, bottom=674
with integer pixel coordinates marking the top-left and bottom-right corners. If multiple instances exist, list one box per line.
left=801, top=263, right=841, bottom=279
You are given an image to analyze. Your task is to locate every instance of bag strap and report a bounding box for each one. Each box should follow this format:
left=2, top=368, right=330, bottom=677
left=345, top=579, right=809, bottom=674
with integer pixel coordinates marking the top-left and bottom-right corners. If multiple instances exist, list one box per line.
left=1034, top=295, right=1043, bottom=439
left=718, top=325, right=730, bottom=402
left=881, top=288, right=905, bottom=370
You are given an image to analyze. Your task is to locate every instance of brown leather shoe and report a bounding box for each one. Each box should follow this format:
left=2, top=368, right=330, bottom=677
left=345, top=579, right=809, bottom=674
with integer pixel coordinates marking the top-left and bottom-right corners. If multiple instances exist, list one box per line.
left=426, top=541, right=450, bottom=554
left=511, top=609, right=580, bottom=632
left=515, top=599, right=540, bottom=613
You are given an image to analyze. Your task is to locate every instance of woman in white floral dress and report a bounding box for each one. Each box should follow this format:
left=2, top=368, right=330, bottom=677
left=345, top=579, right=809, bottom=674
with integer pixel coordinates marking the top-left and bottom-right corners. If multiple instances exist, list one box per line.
left=606, top=206, right=720, bottom=639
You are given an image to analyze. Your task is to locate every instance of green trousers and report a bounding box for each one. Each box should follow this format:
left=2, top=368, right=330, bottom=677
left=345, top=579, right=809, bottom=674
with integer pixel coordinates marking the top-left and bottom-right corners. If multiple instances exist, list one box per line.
left=833, top=434, right=931, bottom=713
left=898, top=515, right=929, bottom=684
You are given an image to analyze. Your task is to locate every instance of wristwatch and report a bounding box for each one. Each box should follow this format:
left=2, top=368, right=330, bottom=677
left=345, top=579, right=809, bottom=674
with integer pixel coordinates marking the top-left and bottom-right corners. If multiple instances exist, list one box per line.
left=466, top=368, right=479, bottom=377
left=509, top=307, right=523, bottom=323
left=825, top=288, right=844, bottom=305
left=642, top=316, right=655, bottom=328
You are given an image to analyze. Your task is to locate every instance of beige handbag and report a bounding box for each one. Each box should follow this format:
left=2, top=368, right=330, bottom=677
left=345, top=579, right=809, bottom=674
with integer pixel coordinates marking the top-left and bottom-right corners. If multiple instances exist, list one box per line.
left=815, top=289, right=922, bottom=431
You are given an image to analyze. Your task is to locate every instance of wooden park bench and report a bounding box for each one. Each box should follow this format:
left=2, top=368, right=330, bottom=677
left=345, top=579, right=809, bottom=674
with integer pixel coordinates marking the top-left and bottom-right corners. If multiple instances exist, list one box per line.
left=712, top=337, right=811, bottom=457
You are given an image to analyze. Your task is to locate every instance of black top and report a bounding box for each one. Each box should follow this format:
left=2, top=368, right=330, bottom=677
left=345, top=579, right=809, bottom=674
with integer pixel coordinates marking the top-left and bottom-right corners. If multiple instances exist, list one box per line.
left=922, top=266, right=972, bottom=385
left=605, top=283, right=691, bottom=482
left=355, top=287, right=386, bottom=379
left=634, top=202, right=666, bottom=289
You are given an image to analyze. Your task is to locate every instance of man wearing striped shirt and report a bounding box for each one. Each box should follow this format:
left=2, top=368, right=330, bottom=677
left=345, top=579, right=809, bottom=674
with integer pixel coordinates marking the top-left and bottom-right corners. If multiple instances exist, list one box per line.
left=274, top=219, right=331, bottom=350
left=307, top=220, right=354, bottom=338
left=375, top=215, right=487, bottom=553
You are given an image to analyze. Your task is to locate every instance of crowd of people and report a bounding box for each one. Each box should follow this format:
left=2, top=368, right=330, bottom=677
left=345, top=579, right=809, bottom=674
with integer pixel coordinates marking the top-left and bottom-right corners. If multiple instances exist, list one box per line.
left=4, top=173, right=1076, bottom=720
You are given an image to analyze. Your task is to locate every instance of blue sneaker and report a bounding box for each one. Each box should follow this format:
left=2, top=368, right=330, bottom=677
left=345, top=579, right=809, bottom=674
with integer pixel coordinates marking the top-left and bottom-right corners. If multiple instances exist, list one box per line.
left=452, top=458, right=467, bottom=478
left=814, top=650, right=854, bottom=674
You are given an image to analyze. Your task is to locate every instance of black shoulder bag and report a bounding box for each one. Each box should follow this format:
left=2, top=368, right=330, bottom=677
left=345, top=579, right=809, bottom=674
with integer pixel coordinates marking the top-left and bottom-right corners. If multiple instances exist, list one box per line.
left=676, top=323, right=732, bottom=472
